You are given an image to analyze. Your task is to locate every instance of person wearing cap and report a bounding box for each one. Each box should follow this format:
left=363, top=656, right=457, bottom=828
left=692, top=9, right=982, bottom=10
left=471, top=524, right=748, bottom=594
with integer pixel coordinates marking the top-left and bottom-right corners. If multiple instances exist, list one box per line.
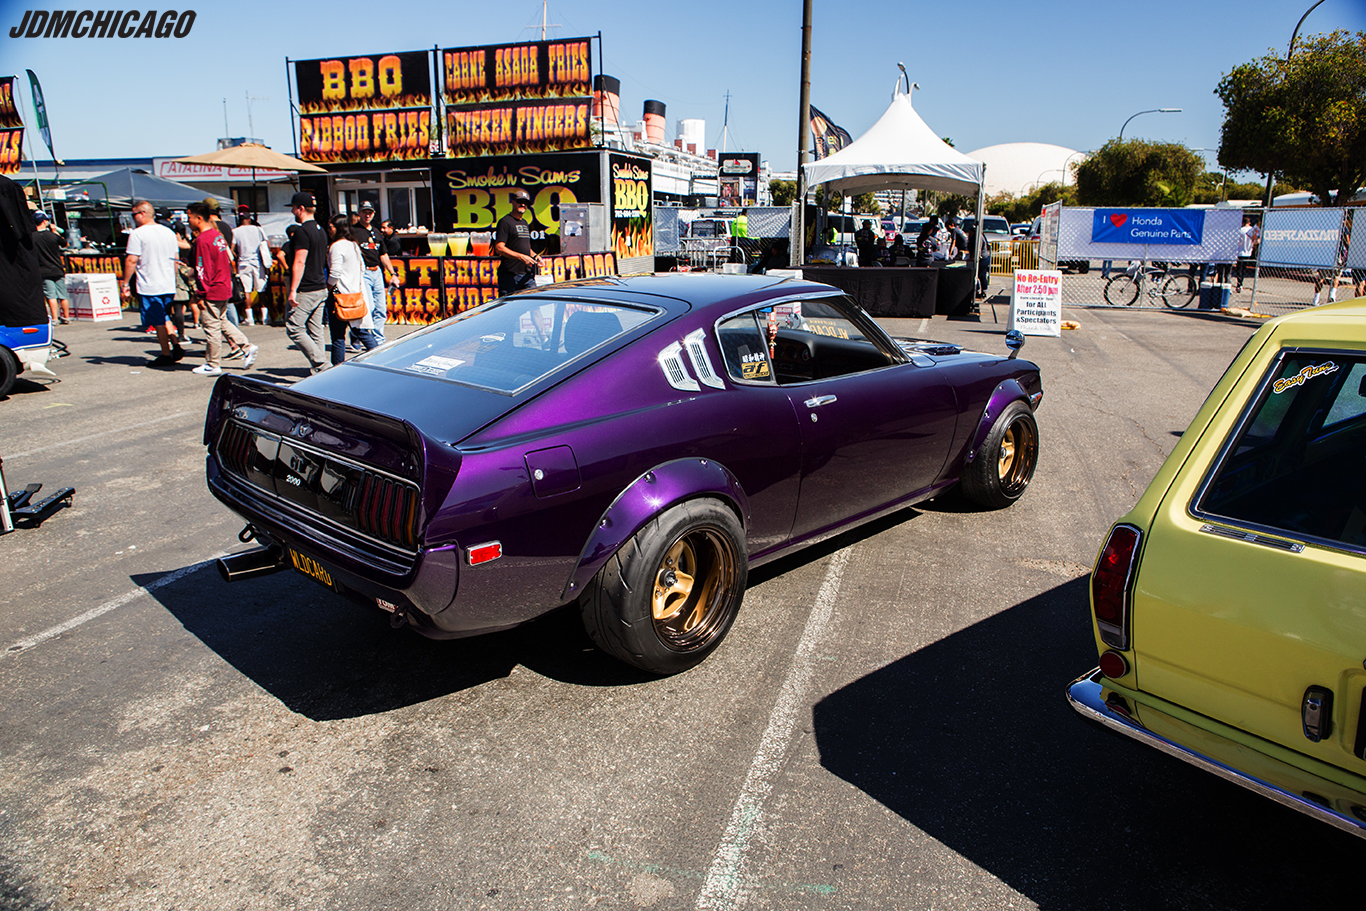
left=279, top=190, right=330, bottom=373
left=33, top=211, right=69, bottom=325
left=494, top=190, right=539, bottom=296
left=201, top=196, right=234, bottom=260
left=355, top=201, right=399, bottom=343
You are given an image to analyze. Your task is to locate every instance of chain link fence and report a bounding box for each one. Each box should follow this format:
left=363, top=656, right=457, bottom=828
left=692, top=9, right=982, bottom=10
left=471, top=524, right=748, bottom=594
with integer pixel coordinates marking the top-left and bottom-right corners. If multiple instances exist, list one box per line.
left=1021, top=204, right=1366, bottom=315
left=653, top=206, right=792, bottom=271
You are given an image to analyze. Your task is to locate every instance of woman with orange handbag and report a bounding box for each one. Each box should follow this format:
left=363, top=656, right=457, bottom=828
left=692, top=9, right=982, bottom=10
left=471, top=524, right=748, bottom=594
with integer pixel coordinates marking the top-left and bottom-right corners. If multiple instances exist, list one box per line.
left=326, top=215, right=381, bottom=366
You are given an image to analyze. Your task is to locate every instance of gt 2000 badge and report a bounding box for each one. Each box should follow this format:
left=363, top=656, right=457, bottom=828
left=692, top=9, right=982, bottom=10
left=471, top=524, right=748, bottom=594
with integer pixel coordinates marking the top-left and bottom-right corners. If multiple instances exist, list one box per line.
left=1273, top=361, right=1338, bottom=394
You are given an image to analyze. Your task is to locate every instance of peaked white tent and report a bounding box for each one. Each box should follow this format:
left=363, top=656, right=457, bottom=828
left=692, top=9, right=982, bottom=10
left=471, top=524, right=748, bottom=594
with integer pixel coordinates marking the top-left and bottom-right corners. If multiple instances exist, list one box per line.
left=803, top=90, right=984, bottom=196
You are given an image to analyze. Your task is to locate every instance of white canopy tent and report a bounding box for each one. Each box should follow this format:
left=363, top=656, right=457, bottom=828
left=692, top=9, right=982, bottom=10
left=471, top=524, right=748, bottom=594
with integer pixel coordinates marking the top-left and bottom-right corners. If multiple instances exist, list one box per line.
left=803, top=89, right=984, bottom=196
left=801, top=88, right=988, bottom=286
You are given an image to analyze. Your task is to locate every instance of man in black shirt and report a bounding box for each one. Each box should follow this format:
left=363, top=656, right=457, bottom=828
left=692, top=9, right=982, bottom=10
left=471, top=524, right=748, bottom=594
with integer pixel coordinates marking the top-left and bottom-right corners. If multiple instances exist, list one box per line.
left=280, top=191, right=330, bottom=373
left=356, top=201, right=399, bottom=343
left=494, top=190, right=538, bottom=296
left=34, top=212, right=69, bottom=324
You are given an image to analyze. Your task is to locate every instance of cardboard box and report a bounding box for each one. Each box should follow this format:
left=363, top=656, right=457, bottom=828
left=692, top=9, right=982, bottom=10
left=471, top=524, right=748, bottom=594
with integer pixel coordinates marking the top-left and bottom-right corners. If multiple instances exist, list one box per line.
left=68, top=274, right=123, bottom=321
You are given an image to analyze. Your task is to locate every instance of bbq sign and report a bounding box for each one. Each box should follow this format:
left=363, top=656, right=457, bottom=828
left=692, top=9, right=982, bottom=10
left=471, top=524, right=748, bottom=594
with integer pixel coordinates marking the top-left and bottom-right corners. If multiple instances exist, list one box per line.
left=0, top=76, right=22, bottom=175
left=442, top=37, right=592, bottom=105
left=431, top=152, right=602, bottom=233
left=294, top=50, right=433, bottom=163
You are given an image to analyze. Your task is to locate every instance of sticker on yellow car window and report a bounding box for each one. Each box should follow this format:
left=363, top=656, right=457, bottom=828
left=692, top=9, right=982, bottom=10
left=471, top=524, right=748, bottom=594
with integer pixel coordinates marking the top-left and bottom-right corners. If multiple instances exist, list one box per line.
left=1273, top=361, right=1338, bottom=394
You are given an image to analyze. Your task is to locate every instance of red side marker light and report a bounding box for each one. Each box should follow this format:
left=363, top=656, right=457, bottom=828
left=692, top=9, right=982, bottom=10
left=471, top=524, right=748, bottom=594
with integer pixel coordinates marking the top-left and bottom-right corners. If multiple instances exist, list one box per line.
left=466, top=541, right=502, bottom=565
left=1098, top=650, right=1129, bottom=679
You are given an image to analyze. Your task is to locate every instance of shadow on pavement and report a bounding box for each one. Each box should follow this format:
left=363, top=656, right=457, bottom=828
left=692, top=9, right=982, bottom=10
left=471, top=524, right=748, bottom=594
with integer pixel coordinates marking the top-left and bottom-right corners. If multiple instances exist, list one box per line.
left=141, top=564, right=655, bottom=722
left=812, top=576, right=1362, bottom=909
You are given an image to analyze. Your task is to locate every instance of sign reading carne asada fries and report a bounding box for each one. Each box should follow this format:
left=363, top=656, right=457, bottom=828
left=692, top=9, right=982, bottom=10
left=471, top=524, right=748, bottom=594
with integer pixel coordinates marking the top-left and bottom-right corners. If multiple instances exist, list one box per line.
left=442, top=37, right=592, bottom=105
left=294, top=50, right=434, bottom=163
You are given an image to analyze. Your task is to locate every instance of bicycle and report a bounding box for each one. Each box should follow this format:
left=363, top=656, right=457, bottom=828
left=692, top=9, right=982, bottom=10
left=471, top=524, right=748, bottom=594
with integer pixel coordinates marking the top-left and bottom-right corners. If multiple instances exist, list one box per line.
left=1103, top=261, right=1200, bottom=309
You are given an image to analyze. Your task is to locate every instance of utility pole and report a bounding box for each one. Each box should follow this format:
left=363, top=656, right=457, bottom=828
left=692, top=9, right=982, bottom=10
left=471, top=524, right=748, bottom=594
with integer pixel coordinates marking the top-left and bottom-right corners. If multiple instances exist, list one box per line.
left=719, top=90, right=731, bottom=155
left=222, top=98, right=229, bottom=139
left=794, top=0, right=812, bottom=267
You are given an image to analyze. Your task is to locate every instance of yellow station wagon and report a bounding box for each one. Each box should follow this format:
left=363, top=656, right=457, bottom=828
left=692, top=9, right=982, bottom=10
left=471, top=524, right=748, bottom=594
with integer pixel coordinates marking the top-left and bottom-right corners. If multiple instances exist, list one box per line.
left=1069, top=299, right=1366, bottom=839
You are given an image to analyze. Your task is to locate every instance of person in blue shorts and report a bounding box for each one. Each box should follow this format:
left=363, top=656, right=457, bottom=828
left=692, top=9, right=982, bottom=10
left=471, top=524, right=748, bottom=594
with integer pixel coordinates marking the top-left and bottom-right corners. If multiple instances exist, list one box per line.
left=120, top=200, right=184, bottom=367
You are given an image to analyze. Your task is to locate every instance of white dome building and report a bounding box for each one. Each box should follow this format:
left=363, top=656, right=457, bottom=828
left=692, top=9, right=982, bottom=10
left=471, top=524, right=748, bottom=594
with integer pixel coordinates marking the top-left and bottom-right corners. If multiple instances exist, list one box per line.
left=965, top=142, right=1084, bottom=197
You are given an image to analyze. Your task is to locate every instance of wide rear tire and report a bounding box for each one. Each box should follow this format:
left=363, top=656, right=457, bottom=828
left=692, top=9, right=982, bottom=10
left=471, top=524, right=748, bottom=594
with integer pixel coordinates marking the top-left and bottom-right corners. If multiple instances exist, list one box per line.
left=962, top=401, right=1039, bottom=509
left=0, top=347, right=18, bottom=398
left=581, top=498, right=746, bottom=675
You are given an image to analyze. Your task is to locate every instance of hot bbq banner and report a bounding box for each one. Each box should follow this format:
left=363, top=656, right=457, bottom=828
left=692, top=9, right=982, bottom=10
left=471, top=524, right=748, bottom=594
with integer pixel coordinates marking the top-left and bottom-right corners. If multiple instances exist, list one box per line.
left=446, top=99, right=591, bottom=158
left=442, top=37, right=592, bottom=106
left=0, top=76, right=24, bottom=175
left=386, top=251, right=619, bottom=324
left=432, top=152, right=602, bottom=236
left=610, top=154, right=652, bottom=261
left=294, top=50, right=434, bottom=163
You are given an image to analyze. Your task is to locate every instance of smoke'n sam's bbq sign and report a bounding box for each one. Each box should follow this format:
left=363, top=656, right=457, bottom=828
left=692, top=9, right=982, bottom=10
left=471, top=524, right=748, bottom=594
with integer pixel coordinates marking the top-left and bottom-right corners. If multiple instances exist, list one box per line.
left=294, top=50, right=433, bottom=164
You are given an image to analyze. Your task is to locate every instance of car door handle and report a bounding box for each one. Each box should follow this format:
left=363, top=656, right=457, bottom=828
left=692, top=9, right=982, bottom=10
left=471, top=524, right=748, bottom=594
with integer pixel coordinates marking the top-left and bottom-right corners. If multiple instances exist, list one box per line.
left=804, top=395, right=838, bottom=408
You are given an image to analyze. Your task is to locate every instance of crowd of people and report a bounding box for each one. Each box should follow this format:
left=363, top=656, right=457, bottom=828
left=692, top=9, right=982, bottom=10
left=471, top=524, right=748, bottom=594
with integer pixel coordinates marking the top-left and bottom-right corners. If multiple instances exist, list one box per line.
left=114, top=191, right=406, bottom=376
left=854, top=214, right=993, bottom=297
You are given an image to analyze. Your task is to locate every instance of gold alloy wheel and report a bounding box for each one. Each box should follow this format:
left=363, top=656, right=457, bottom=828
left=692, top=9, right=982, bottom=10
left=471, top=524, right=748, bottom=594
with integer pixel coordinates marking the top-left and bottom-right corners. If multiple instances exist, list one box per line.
left=997, top=416, right=1038, bottom=495
left=651, top=527, right=736, bottom=651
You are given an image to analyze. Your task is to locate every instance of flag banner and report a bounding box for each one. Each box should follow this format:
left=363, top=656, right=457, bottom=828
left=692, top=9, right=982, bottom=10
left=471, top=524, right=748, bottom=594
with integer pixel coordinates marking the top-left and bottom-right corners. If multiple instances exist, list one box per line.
left=809, top=106, right=851, bottom=160
left=26, top=69, right=53, bottom=159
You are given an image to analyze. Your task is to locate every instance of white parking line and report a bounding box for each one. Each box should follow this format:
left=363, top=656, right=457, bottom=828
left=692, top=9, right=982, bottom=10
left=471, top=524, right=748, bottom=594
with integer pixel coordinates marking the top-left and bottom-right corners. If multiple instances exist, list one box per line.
left=2, top=558, right=218, bottom=659
left=695, top=547, right=852, bottom=910
left=7, top=411, right=195, bottom=460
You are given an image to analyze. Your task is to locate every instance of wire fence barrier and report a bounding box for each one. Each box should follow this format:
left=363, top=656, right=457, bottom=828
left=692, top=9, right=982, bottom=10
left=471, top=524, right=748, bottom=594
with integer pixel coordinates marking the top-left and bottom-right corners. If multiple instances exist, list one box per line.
left=1026, top=204, right=1365, bottom=315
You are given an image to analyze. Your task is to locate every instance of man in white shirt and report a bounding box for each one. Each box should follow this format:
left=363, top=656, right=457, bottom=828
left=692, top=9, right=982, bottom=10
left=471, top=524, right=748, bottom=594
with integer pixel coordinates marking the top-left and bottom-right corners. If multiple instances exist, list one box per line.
left=120, top=199, right=183, bottom=367
left=1234, top=214, right=1260, bottom=293
left=232, top=206, right=271, bottom=326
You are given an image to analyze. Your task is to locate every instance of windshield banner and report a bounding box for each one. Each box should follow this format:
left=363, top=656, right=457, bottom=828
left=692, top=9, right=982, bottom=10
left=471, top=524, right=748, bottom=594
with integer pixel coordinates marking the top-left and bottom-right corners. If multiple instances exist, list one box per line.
left=1091, top=209, right=1205, bottom=245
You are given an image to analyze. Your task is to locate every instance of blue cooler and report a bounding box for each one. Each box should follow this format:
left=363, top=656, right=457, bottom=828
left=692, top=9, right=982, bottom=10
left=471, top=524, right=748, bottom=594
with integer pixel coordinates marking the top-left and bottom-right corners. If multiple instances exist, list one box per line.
left=1199, top=282, right=1231, bottom=310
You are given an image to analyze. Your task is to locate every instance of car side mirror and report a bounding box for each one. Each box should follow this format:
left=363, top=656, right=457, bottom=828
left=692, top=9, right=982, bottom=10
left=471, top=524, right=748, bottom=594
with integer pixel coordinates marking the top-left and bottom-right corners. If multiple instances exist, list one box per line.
left=1005, top=329, right=1025, bottom=360
left=1358, top=373, right=1366, bottom=398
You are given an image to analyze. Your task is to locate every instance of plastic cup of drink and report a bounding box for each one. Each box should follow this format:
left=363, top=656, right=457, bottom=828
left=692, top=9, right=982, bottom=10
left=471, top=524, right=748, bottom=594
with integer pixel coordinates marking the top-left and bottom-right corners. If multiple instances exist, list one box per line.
left=470, top=233, right=492, bottom=257
left=449, top=234, right=470, bottom=256
left=426, top=233, right=448, bottom=256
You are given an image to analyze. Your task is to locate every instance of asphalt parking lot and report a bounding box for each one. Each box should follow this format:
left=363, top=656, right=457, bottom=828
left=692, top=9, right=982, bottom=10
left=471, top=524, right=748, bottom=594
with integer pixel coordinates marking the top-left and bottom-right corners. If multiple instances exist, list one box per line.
left=2, top=301, right=1361, bottom=911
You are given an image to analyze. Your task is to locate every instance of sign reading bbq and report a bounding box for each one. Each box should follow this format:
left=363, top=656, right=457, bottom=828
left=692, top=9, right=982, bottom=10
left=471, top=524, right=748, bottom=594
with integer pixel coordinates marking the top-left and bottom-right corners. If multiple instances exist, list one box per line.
left=295, top=50, right=433, bottom=163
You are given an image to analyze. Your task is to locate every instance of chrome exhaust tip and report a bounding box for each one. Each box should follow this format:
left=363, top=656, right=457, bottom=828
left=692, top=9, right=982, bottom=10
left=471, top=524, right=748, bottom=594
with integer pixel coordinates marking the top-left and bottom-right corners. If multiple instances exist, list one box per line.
left=218, top=545, right=286, bottom=583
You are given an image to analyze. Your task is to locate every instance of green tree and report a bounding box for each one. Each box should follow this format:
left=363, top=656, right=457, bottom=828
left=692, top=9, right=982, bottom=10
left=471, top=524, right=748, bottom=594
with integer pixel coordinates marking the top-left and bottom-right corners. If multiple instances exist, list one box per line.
left=1216, top=30, right=1366, bottom=206
left=851, top=192, right=879, bottom=214
left=988, top=181, right=1073, bottom=223
left=769, top=179, right=797, bottom=208
left=1074, top=139, right=1204, bottom=207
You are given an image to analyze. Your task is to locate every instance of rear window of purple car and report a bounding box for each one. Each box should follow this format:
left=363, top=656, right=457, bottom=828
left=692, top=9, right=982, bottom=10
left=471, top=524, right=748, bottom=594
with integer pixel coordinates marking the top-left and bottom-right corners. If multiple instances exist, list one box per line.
left=1196, top=349, right=1366, bottom=550
left=355, top=297, right=657, bottom=393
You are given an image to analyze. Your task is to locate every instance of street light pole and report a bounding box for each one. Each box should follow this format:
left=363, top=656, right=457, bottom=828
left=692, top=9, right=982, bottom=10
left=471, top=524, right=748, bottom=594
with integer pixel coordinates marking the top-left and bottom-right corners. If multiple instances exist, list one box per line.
left=1118, top=108, right=1181, bottom=141
left=794, top=0, right=812, bottom=266
left=1264, top=0, right=1328, bottom=207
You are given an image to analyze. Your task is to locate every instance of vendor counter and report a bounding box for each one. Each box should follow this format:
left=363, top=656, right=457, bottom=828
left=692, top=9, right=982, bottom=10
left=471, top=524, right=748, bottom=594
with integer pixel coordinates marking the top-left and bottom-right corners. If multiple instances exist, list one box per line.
left=63, top=253, right=133, bottom=306
left=802, top=263, right=976, bottom=319
left=264, top=250, right=621, bottom=326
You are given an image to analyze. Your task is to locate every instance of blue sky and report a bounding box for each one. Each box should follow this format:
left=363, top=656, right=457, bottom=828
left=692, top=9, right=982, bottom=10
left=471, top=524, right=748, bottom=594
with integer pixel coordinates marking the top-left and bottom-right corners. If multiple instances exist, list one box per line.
left=3, top=0, right=1364, bottom=177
